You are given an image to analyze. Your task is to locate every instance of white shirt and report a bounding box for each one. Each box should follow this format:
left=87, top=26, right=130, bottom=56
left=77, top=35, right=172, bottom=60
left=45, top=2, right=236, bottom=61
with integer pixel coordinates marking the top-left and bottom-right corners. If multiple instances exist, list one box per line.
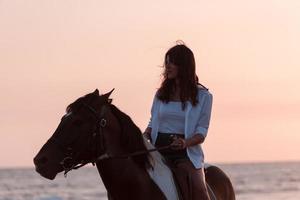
left=148, top=87, right=213, bottom=169
left=158, top=101, right=186, bottom=134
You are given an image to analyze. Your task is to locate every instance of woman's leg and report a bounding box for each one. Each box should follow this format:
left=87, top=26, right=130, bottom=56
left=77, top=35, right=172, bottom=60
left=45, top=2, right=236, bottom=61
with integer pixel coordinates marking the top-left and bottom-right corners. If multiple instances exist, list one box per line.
left=176, top=160, right=211, bottom=200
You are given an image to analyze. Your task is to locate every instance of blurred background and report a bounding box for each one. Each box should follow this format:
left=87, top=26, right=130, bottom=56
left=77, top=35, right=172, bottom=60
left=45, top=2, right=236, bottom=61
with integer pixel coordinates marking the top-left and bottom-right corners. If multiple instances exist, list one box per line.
left=0, top=0, right=299, bottom=199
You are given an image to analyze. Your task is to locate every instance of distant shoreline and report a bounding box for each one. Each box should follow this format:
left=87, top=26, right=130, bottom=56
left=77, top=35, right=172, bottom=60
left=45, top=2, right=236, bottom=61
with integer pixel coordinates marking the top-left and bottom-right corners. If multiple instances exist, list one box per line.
left=1, top=160, right=300, bottom=170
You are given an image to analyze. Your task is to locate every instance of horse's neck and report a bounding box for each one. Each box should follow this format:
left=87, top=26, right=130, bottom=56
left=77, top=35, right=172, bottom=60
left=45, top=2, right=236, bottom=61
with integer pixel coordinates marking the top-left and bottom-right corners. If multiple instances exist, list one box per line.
left=102, top=136, right=122, bottom=155
left=95, top=159, right=166, bottom=200
left=96, top=159, right=144, bottom=187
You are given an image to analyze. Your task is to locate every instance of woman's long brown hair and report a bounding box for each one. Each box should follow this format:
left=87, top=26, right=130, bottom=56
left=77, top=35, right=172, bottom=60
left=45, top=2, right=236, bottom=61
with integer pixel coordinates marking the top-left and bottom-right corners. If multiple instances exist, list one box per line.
left=157, top=43, right=207, bottom=110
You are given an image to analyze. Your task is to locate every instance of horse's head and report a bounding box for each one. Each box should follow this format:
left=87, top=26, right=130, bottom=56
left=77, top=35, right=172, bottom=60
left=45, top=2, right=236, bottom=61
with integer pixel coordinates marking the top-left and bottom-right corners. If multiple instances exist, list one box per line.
left=33, top=89, right=116, bottom=180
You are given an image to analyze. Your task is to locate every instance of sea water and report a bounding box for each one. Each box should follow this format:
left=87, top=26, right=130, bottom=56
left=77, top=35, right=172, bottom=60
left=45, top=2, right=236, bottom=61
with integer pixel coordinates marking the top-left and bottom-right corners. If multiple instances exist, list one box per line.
left=0, top=162, right=299, bottom=200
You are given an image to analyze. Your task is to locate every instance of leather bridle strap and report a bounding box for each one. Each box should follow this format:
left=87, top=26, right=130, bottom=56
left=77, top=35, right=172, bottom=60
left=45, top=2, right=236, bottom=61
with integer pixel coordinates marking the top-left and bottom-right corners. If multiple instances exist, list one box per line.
left=95, top=144, right=172, bottom=161
left=65, top=144, right=173, bottom=174
left=62, top=102, right=109, bottom=176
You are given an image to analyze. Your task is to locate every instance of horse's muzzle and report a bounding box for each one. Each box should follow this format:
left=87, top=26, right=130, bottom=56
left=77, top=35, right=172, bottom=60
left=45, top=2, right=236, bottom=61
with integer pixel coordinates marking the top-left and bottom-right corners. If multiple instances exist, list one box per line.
left=35, top=165, right=57, bottom=180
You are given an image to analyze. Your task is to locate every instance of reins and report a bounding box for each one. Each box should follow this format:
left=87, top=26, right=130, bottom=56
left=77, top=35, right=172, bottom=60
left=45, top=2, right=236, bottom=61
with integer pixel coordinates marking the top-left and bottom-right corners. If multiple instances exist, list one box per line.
left=63, top=144, right=172, bottom=176
left=96, top=144, right=172, bottom=161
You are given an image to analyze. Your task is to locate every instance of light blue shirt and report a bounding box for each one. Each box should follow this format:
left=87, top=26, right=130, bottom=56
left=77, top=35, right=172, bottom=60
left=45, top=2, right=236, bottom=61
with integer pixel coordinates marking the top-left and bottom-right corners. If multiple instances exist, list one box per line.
left=148, top=87, right=213, bottom=169
left=158, top=101, right=186, bottom=134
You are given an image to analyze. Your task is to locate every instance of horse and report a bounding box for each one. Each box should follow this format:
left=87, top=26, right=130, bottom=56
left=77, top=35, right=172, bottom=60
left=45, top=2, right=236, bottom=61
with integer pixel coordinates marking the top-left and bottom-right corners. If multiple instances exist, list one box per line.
left=33, top=89, right=235, bottom=200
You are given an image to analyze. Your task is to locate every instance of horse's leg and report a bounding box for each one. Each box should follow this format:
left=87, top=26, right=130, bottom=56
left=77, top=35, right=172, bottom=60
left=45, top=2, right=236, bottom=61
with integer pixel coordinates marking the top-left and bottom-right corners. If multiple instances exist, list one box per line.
left=205, top=166, right=236, bottom=200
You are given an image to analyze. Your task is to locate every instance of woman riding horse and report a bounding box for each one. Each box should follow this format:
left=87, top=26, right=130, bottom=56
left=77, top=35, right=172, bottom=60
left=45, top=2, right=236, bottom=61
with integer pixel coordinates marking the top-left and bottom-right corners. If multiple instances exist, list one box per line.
left=144, top=42, right=212, bottom=200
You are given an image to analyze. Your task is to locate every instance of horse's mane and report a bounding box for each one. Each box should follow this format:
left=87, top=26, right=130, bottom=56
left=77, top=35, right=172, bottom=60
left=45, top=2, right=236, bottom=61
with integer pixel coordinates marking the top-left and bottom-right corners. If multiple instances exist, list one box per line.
left=66, top=93, right=96, bottom=113
left=109, top=104, right=152, bottom=170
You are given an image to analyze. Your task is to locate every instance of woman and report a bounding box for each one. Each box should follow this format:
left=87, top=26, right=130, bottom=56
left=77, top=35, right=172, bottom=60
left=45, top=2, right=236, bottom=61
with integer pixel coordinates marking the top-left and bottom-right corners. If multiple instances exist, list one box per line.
left=144, top=43, right=212, bottom=200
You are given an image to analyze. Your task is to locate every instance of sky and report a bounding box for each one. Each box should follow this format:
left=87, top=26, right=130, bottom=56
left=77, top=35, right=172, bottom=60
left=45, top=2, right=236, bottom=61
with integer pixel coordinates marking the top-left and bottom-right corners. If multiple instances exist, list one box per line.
left=0, top=0, right=299, bottom=167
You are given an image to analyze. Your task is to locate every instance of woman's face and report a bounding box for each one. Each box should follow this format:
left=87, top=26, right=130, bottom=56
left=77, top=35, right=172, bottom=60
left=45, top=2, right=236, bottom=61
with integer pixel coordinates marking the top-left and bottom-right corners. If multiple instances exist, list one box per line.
left=165, top=56, right=178, bottom=79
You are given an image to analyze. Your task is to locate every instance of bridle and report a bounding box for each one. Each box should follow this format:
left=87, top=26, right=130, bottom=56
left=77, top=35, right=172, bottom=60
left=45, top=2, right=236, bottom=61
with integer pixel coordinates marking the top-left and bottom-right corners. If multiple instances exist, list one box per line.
left=48, top=96, right=110, bottom=177
left=52, top=97, right=171, bottom=177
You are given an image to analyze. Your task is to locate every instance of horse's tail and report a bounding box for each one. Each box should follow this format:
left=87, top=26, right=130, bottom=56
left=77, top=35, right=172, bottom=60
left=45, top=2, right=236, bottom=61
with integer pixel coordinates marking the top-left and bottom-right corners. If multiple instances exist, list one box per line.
left=205, top=165, right=236, bottom=200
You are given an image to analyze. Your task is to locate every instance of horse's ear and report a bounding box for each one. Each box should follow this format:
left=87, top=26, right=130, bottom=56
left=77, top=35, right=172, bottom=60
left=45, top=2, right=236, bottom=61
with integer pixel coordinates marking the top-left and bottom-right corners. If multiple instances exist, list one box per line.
left=93, top=89, right=99, bottom=96
left=108, top=98, right=113, bottom=104
left=103, top=88, right=115, bottom=99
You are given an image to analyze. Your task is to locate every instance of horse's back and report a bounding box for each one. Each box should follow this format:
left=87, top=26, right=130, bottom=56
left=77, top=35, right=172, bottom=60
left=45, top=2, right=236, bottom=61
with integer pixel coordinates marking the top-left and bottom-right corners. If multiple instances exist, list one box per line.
left=204, top=164, right=236, bottom=200
left=144, top=138, right=235, bottom=200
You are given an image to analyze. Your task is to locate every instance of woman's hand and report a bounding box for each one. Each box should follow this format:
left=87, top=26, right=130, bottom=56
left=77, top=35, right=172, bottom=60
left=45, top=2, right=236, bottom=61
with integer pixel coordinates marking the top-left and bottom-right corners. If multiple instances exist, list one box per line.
left=143, top=131, right=151, bottom=140
left=143, top=127, right=152, bottom=141
left=171, top=134, right=205, bottom=150
left=171, top=137, right=187, bottom=150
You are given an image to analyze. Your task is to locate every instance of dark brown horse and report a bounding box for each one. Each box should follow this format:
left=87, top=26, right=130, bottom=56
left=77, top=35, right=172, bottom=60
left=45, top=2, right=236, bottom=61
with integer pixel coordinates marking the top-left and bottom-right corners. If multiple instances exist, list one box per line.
left=34, top=89, right=235, bottom=200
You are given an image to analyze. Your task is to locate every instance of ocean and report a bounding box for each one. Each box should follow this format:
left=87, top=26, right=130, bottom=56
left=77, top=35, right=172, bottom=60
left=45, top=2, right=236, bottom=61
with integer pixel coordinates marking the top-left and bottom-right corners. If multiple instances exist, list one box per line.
left=0, top=162, right=299, bottom=200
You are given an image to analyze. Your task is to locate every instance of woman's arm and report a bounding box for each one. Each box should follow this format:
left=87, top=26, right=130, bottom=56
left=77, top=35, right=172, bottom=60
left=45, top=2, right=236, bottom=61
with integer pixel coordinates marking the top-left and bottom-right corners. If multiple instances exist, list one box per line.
left=194, top=93, right=213, bottom=138
left=186, top=134, right=205, bottom=146
left=172, top=93, right=213, bottom=149
left=171, top=134, right=204, bottom=149
left=143, top=93, right=157, bottom=140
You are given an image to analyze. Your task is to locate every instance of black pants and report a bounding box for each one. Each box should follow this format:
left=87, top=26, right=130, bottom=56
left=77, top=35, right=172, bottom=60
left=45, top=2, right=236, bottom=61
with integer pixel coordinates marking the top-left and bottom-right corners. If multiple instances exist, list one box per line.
left=155, top=132, right=210, bottom=200
left=154, top=132, right=189, bottom=164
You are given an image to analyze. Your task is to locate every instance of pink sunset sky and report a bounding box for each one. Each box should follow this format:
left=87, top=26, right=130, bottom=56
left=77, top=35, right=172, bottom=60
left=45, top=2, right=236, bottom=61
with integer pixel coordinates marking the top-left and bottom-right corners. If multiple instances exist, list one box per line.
left=0, top=0, right=299, bottom=167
